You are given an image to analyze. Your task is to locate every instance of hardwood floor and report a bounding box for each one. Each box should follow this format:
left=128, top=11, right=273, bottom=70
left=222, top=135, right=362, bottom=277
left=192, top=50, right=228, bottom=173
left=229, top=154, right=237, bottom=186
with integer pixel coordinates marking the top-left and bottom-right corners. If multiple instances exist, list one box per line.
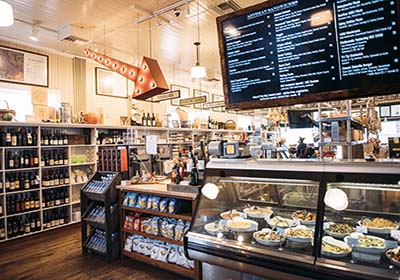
left=0, top=224, right=188, bottom=280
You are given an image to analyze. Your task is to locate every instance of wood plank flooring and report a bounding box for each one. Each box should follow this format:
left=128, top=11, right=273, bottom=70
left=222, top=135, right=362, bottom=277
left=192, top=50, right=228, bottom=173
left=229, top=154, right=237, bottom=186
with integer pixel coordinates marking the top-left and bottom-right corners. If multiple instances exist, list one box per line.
left=0, top=224, right=187, bottom=280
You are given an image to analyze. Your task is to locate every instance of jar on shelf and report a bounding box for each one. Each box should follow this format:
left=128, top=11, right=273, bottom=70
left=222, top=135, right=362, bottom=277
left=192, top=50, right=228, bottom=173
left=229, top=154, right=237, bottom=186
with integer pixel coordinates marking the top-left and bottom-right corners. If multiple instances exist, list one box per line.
left=60, top=102, right=72, bottom=123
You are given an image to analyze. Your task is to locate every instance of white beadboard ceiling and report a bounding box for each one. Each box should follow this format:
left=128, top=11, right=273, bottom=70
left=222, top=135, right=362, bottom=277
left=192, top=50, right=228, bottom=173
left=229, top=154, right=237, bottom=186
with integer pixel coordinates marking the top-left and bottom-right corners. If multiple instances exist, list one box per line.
left=0, top=0, right=263, bottom=76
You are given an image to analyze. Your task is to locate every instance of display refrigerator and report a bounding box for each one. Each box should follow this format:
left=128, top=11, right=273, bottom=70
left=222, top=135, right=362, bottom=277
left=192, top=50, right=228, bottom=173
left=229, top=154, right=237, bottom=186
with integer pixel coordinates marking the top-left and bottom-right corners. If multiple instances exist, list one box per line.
left=185, top=159, right=400, bottom=280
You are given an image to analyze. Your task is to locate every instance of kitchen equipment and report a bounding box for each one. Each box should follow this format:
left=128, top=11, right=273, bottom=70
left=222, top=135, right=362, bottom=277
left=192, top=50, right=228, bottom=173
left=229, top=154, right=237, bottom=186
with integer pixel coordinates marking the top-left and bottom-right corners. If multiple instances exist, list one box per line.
left=208, top=141, right=225, bottom=157
left=223, top=141, right=250, bottom=158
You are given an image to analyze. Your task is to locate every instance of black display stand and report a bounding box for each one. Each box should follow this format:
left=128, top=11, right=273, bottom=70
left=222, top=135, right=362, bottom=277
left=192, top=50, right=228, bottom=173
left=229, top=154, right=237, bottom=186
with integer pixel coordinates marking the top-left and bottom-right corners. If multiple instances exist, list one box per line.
left=81, top=171, right=122, bottom=263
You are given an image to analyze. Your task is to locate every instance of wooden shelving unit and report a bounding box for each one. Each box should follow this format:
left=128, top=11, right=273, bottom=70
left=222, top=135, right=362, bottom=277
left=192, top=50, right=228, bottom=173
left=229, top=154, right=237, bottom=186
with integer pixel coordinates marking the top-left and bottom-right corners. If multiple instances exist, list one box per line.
left=122, top=227, right=183, bottom=246
left=118, top=183, right=200, bottom=280
left=122, top=250, right=194, bottom=278
left=121, top=205, right=192, bottom=221
left=0, top=121, right=251, bottom=243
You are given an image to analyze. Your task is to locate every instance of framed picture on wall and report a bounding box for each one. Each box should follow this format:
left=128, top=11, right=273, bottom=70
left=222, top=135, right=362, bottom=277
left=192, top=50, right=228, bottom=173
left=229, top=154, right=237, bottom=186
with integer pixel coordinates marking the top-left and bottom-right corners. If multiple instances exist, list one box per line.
left=193, top=89, right=209, bottom=109
left=380, top=106, right=391, bottom=117
left=95, top=67, right=128, bottom=98
left=391, top=104, right=400, bottom=117
left=170, top=84, right=190, bottom=107
left=212, top=94, right=225, bottom=112
left=0, top=45, right=48, bottom=87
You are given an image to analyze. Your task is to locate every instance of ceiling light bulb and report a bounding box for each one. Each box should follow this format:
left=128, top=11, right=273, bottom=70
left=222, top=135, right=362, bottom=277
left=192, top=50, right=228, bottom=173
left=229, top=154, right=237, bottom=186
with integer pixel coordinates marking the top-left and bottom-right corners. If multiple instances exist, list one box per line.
left=0, top=1, right=14, bottom=27
left=29, top=26, right=39, bottom=42
left=191, top=65, right=206, bottom=79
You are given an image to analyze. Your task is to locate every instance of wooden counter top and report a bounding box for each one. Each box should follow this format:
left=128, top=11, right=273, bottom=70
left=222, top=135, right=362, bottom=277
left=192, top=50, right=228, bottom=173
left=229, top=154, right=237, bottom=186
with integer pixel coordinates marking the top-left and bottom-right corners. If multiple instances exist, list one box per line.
left=116, top=182, right=198, bottom=200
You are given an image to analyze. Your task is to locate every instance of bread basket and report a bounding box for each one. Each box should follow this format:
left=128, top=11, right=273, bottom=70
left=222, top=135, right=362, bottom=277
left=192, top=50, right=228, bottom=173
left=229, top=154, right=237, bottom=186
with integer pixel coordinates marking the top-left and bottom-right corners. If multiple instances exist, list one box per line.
left=0, top=100, right=16, bottom=120
left=224, top=119, right=236, bottom=130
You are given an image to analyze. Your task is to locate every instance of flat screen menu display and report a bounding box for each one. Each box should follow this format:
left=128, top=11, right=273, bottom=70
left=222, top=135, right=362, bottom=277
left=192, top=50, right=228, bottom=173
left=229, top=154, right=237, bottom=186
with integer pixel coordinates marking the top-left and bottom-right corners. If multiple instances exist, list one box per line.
left=217, top=0, right=400, bottom=110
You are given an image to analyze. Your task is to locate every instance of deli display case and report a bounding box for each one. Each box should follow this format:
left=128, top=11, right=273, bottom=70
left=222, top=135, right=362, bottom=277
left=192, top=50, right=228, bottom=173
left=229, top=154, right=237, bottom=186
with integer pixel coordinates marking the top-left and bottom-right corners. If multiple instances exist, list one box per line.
left=185, top=159, right=400, bottom=280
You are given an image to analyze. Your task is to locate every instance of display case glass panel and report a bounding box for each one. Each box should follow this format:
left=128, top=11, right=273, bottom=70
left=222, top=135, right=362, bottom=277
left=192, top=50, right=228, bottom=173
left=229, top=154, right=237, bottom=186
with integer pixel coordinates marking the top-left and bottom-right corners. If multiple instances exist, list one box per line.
left=191, top=176, right=320, bottom=261
left=319, top=182, right=400, bottom=276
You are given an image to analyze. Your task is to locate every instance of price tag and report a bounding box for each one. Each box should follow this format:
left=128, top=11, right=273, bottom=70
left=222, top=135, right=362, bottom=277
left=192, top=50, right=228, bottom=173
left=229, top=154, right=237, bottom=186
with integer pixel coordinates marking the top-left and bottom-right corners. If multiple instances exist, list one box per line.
left=323, top=222, right=331, bottom=230
left=277, top=227, right=286, bottom=236
left=385, top=240, right=398, bottom=249
left=346, top=237, right=359, bottom=247
left=391, top=230, right=400, bottom=240
left=146, top=135, right=157, bottom=155
left=356, top=225, right=368, bottom=234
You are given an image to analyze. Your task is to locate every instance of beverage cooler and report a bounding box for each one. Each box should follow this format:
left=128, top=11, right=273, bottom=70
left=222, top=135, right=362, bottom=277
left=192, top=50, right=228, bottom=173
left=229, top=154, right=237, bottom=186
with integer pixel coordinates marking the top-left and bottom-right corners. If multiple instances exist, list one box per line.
left=184, top=159, right=400, bottom=280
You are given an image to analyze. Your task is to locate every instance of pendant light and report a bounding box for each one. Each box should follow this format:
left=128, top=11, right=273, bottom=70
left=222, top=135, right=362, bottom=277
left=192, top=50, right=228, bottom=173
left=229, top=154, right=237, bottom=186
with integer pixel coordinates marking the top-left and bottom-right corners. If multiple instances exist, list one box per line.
left=0, top=1, right=14, bottom=27
left=190, top=0, right=206, bottom=79
left=29, top=25, right=39, bottom=41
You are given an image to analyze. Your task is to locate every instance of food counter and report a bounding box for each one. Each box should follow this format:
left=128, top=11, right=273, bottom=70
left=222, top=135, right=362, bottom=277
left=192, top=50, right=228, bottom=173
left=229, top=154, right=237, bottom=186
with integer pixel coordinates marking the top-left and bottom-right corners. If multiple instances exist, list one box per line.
left=185, top=159, right=400, bottom=280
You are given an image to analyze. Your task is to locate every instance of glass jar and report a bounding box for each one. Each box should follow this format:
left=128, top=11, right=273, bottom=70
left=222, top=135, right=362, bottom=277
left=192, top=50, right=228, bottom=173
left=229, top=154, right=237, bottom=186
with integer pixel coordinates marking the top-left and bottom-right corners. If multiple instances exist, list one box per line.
left=60, top=102, right=72, bottom=123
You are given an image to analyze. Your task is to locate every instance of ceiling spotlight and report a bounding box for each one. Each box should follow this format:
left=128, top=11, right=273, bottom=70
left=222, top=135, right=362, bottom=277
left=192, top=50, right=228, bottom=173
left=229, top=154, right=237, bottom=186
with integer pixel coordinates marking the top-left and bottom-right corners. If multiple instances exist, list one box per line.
left=156, top=21, right=162, bottom=29
left=0, top=1, right=14, bottom=27
left=185, top=0, right=191, bottom=18
left=29, top=25, right=39, bottom=42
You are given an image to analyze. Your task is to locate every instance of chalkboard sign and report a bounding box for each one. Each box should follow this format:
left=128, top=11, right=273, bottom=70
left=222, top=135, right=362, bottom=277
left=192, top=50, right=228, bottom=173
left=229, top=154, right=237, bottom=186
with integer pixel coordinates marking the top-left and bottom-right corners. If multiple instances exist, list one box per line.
left=217, top=0, right=400, bottom=110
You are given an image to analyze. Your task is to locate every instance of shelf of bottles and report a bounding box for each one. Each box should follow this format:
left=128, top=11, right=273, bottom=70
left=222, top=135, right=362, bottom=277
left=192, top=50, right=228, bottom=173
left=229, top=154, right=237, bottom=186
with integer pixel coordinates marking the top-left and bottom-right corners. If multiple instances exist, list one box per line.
left=0, top=124, right=97, bottom=242
left=0, top=122, right=251, bottom=242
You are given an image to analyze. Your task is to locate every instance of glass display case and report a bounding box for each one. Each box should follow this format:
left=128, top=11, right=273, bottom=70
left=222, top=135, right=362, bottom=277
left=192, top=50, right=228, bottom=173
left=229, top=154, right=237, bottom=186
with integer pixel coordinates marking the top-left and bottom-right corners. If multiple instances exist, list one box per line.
left=185, top=159, right=400, bottom=280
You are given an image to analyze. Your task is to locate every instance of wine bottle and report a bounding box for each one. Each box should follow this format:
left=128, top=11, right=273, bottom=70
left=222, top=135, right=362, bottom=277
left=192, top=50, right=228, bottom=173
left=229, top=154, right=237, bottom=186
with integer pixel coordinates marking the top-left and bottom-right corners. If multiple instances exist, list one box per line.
left=27, top=129, right=33, bottom=146
left=6, top=129, right=11, bottom=146
left=0, top=220, right=5, bottom=240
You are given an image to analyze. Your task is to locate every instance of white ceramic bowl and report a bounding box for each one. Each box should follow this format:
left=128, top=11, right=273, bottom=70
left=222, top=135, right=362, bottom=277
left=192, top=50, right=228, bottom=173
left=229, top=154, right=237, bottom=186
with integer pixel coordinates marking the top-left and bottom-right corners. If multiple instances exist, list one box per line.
left=285, top=225, right=313, bottom=243
left=253, top=228, right=282, bottom=246
left=321, top=236, right=351, bottom=258
left=227, top=218, right=258, bottom=232
left=243, top=207, right=273, bottom=219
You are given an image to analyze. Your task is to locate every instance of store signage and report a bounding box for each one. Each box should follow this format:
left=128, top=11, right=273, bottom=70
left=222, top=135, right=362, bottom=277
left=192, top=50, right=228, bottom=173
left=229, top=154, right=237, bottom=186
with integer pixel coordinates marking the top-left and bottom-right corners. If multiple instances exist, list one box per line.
left=217, top=0, right=400, bottom=110
left=203, top=101, right=225, bottom=109
left=179, top=96, right=207, bottom=106
left=152, top=90, right=180, bottom=102
left=84, top=49, right=169, bottom=100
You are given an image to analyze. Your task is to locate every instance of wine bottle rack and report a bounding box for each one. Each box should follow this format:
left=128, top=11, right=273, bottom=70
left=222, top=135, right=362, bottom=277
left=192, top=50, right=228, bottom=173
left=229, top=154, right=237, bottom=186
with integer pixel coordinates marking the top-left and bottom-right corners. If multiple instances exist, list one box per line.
left=0, top=121, right=251, bottom=243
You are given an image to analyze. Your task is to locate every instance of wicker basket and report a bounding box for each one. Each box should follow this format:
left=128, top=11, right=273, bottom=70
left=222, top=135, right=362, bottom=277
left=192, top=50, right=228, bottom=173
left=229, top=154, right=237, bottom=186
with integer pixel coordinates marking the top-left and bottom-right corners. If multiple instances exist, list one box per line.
left=224, top=119, right=236, bottom=130
left=0, top=100, right=16, bottom=120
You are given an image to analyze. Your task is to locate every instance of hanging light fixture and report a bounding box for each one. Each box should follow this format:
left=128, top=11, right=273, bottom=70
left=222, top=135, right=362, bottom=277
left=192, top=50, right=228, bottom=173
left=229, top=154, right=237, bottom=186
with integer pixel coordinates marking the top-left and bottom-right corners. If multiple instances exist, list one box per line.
left=29, top=25, right=39, bottom=41
left=0, top=1, right=14, bottom=27
left=190, top=0, right=206, bottom=79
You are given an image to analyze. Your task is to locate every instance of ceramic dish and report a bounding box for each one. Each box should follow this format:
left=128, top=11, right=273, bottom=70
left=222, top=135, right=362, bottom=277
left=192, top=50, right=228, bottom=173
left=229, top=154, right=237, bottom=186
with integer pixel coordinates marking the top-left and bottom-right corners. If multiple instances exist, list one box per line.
left=358, top=217, right=399, bottom=234
left=227, top=218, right=258, bottom=232
left=324, top=223, right=355, bottom=239
left=220, top=210, right=247, bottom=220
left=204, top=220, right=229, bottom=236
left=386, top=248, right=400, bottom=268
left=243, top=206, right=273, bottom=219
left=344, top=232, right=386, bottom=254
left=253, top=228, right=282, bottom=246
left=291, top=210, right=317, bottom=226
left=285, top=225, right=313, bottom=243
left=267, top=216, right=296, bottom=229
left=321, top=236, right=351, bottom=258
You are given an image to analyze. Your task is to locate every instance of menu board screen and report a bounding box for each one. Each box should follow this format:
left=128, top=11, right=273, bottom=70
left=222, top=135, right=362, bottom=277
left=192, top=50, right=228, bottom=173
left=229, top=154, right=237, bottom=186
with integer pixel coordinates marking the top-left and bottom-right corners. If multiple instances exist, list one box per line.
left=217, top=0, right=400, bottom=110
